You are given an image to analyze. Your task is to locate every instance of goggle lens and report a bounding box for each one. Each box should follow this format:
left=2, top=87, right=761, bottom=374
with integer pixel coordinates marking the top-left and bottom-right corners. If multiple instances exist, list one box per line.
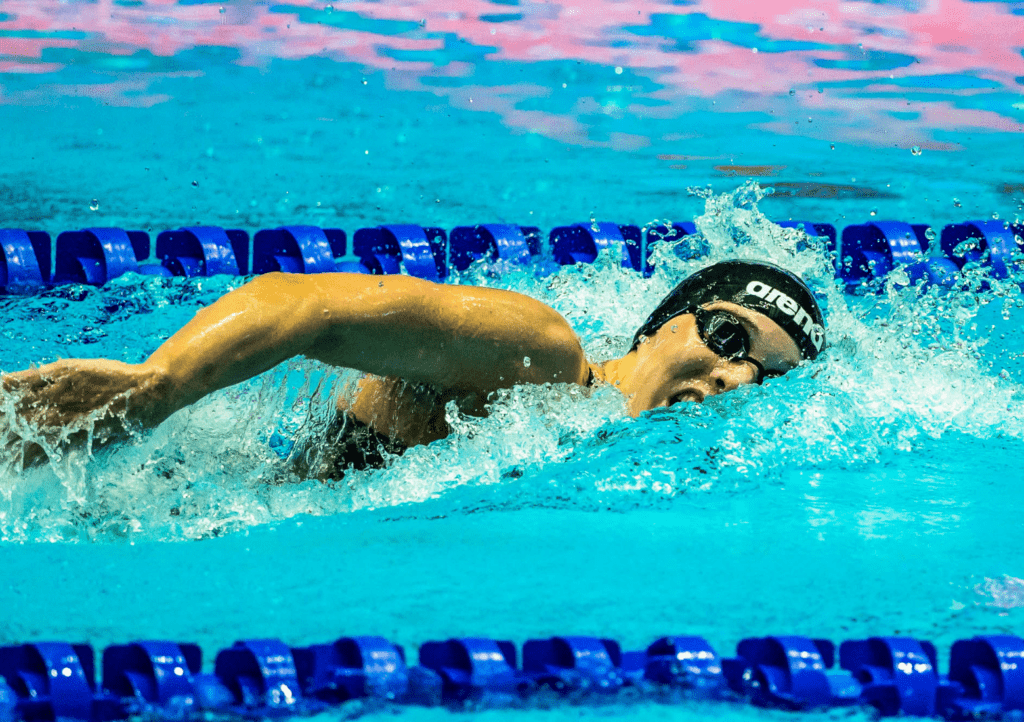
left=695, top=308, right=751, bottom=360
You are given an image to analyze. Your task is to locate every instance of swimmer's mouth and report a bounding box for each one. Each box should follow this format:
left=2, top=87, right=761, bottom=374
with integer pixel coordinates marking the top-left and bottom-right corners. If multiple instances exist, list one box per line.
left=668, top=389, right=704, bottom=406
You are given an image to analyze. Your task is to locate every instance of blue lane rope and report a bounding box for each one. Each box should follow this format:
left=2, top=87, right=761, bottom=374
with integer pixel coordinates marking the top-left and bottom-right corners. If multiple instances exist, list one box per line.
left=0, top=633, right=1022, bottom=720
left=1, top=220, right=1022, bottom=294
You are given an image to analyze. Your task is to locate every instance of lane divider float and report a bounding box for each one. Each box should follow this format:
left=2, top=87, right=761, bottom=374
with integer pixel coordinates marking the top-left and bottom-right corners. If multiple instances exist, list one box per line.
left=0, top=633, right=1022, bottom=720
left=0, top=219, right=1021, bottom=293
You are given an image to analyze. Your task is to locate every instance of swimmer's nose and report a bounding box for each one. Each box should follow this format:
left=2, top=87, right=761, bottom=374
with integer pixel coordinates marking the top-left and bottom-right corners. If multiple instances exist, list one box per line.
left=707, top=359, right=757, bottom=395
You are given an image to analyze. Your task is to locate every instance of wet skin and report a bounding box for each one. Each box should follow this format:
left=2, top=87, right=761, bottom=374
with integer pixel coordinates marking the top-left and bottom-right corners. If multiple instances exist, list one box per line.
left=0, top=274, right=805, bottom=468
left=597, top=301, right=803, bottom=416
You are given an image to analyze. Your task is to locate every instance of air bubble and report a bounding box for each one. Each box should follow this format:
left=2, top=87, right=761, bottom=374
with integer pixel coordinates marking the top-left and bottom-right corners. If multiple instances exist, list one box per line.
left=924, top=227, right=937, bottom=242
left=671, top=325, right=678, bottom=333
left=325, top=4, right=333, bottom=13
left=191, top=180, right=198, bottom=187
left=219, top=6, right=225, bottom=13
left=89, top=199, right=99, bottom=211
left=992, top=211, right=1000, bottom=220
left=830, top=143, right=835, bottom=150
left=789, top=89, right=796, bottom=96
left=523, top=356, right=531, bottom=367
left=639, top=334, right=649, bottom=344
left=911, top=146, right=922, bottom=156
left=953, top=197, right=962, bottom=208
left=869, top=208, right=878, bottom=217
left=361, top=78, right=367, bottom=85
left=614, top=66, right=623, bottom=75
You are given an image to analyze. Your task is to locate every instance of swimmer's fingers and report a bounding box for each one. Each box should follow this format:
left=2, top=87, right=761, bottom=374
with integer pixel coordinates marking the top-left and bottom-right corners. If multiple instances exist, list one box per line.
left=0, top=411, right=47, bottom=472
left=1, top=359, right=142, bottom=431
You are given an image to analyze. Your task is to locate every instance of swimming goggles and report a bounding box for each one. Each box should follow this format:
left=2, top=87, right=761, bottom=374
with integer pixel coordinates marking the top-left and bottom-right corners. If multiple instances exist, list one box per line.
left=692, top=306, right=771, bottom=383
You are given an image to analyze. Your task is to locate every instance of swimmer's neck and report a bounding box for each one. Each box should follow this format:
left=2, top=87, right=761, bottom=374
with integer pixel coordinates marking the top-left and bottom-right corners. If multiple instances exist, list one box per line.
left=590, top=355, right=634, bottom=393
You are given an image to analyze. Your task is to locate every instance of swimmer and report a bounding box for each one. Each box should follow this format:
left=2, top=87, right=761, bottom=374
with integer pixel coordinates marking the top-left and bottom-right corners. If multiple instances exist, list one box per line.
left=1, top=260, right=825, bottom=476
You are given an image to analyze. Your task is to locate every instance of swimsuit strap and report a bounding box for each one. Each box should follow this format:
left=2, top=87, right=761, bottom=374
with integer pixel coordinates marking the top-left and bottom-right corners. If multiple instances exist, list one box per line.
left=286, top=411, right=408, bottom=480
left=332, top=412, right=407, bottom=473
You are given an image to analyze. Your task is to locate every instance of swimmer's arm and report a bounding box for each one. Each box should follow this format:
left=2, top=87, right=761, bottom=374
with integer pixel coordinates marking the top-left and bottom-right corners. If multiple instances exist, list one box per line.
left=144, top=272, right=587, bottom=422
left=306, top=272, right=588, bottom=391
left=2, top=272, right=587, bottom=434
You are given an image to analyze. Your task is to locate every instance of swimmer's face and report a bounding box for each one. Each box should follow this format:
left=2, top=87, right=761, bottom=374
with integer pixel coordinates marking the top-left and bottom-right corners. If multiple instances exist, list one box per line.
left=617, top=301, right=802, bottom=416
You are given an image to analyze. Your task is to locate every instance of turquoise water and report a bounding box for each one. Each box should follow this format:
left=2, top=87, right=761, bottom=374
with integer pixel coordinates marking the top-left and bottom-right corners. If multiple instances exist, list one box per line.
left=2, top=1, right=1024, bottom=719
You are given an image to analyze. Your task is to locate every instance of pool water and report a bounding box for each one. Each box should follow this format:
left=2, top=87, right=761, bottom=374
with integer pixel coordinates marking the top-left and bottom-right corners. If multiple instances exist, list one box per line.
left=1, top=1, right=1024, bottom=719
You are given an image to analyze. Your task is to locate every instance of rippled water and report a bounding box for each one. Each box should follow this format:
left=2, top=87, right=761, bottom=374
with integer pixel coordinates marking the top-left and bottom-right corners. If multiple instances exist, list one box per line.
left=1, top=189, right=1022, bottom=692
left=3, top=183, right=1022, bottom=542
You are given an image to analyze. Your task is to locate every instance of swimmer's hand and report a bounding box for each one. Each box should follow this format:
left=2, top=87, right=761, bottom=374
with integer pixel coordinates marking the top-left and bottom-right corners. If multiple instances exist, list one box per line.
left=0, top=359, right=168, bottom=467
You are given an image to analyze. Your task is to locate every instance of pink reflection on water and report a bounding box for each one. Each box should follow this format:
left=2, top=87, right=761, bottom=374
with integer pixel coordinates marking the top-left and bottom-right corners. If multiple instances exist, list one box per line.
left=977, top=575, right=1024, bottom=610
left=0, top=0, right=1021, bottom=147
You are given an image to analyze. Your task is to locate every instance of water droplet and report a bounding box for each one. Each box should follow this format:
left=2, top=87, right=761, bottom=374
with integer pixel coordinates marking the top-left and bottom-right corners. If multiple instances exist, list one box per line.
left=953, top=197, right=962, bottom=208
left=361, top=78, right=367, bottom=85
left=523, top=356, right=531, bottom=367
left=829, top=143, right=835, bottom=150
left=325, top=4, right=333, bottom=13
left=992, top=211, right=1000, bottom=220
left=818, top=88, right=823, bottom=94
left=670, top=325, right=678, bottom=333
left=419, top=19, right=426, bottom=26
left=219, top=6, right=225, bottom=13
left=639, top=334, right=649, bottom=344
left=376, top=187, right=382, bottom=193
left=1000, top=369, right=1011, bottom=380
left=789, top=89, right=796, bottom=96
left=614, top=66, right=623, bottom=75
left=911, top=146, right=922, bottom=156
left=89, top=199, right=99, bottom=211
left=191, top=180, right=198, bottom=187
left=924, top=227, right=937, bottom=242
left=869, top=208, right=878, bottom=217
left=378, top=281, right=384, bottom=287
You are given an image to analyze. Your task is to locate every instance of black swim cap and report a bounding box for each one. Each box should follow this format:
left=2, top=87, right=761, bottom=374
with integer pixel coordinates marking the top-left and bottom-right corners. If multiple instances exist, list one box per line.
left=632, top=260, right=826, bottom=360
